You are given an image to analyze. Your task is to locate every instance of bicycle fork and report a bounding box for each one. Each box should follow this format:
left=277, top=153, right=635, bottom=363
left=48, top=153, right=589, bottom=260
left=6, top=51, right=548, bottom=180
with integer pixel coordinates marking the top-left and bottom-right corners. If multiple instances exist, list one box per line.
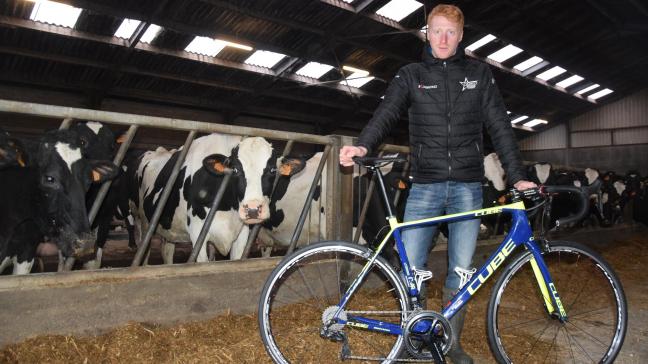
left=527, top=243, right=568, bottom=321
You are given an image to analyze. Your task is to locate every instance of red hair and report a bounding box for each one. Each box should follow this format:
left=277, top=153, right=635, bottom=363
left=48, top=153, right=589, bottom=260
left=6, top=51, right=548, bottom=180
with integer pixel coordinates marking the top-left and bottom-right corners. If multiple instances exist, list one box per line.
left=427, top=4, right=464, bottom=29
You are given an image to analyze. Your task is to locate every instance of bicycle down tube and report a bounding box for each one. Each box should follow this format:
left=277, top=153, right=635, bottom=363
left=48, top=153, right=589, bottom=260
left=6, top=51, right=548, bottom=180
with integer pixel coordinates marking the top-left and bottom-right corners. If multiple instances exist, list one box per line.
left=337, top=201, right=567, bottom=335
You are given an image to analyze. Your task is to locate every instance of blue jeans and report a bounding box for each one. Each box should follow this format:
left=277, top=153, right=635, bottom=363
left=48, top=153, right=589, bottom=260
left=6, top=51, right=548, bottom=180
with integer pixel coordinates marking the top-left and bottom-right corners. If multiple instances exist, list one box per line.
left=402, top=181, right=482, bottom=290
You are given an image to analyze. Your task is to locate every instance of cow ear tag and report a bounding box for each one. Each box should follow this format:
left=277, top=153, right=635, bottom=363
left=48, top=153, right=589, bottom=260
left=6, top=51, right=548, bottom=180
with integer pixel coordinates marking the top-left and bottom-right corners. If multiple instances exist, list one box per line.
left=92, top=170, right=102, bottom=182
left=279, top=157, right=306, bottom=176
left=116, top=133, right=128, bottom=144
left=202, top=154, right=228, bottom=175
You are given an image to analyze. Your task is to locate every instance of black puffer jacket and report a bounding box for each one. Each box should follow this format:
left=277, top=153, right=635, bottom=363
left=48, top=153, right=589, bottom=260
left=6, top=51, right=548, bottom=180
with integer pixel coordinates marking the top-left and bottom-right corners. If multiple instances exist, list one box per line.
left=357, top=47, right=526, bottom=185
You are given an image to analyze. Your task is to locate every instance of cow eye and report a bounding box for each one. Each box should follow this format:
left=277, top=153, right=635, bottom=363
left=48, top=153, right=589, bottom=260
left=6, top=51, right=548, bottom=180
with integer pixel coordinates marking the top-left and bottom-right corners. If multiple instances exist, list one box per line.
left=269, top=167, right=277, bottom=175
left=80, top=138, right=88, bottom=147
left=45, top=175, right=56, bottom=184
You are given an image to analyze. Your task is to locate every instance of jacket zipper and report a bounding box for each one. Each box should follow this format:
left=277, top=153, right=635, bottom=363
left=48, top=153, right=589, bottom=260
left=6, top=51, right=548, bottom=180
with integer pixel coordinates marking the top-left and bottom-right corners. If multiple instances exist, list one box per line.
left=444, top=61, right=451, bottom=178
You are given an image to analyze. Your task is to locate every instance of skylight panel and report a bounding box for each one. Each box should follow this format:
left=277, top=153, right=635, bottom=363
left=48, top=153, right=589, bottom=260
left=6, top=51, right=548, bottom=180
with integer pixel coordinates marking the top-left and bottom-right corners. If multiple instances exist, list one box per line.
left=296, top=62, right=334, bottom=79
left=588, top=88, right=614, bottom=100
left=140, top=24, right=162, bottom=44
left=513, top=56, right=543, bottom=72
left=29, top=0, right=82, bottom=28
left=523, top=119, right=549, bottom=128
left=511, top=115, right=528, bottom=124
left=487, top=44, right=523, bottom=63
left=536, top=66, right=566, bottom=81
left=576, top=84, right=599, bottom=95
left=556, top=75, right=584, bottom=88
left=185, top=37, right=226, bottom=57
left=465, top=34, right=496, bottom=52
left=375, top=0, right=423, bottom=22
left=245, top=50, right=286, bottom=68
left=114, top=19, right=141, bottom=39
left=341, top=66, right=374, bottom=88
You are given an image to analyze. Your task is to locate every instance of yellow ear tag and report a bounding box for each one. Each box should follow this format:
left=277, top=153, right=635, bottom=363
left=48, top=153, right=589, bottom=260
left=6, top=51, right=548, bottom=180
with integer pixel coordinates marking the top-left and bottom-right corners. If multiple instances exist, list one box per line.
left=17, top=152, right=25, bottom=167
left=92, top=170, right=102, bottom=182
left=116, top=133, right=128, bottom=144
left=280, top=164, right=292, bottom=176
left=213, top=162, right=225, bottom=173
left=398, top=180, right=407, bottom=190
left=497, top=195, right=507, bottom=205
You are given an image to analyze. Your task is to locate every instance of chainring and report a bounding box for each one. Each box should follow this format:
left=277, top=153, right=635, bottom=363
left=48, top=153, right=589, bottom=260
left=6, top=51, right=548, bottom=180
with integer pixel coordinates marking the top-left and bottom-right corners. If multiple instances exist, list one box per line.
left=403, top=310, right=453, bottom=360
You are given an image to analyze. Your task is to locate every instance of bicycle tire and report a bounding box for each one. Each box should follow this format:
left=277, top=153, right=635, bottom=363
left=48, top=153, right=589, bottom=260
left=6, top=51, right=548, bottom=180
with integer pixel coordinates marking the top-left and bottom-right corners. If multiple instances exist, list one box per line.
left=258, top=241, right=409, bottom=363
left=487, top=240, right=627, bottom=363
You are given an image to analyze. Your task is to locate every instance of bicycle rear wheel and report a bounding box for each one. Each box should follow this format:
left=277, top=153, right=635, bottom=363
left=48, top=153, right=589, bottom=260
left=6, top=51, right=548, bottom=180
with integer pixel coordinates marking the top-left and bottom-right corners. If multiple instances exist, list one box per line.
left=258, top=241, right=409, bottom=363
left=487, top=240, right=627, bottom=364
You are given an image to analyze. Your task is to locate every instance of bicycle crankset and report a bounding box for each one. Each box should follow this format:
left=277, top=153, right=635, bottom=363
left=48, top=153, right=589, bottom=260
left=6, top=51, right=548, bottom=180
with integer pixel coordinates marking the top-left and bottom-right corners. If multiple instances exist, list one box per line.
left=403, top=311, right=453, bottom=361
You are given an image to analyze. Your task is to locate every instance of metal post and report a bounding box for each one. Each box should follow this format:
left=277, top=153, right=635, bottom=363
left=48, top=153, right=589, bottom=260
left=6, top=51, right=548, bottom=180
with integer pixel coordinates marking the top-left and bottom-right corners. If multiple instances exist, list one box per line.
left=131, top=130, right=196, bottom=267
left=59, top=118, right=73, bottom=130
left=186, top=170, right=233, bottom=263
left=242, top=140, right=296, bottom=259
left=286, top=144, right=331, bottom=255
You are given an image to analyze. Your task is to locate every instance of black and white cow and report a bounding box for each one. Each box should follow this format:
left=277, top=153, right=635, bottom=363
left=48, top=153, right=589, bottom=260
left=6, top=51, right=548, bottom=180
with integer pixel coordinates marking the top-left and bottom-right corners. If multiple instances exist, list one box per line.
left=129, top=134, right=301, bottom=262
left=258, top=152, right=411, bottom=257
left=0, top=130, right=118, bottom=274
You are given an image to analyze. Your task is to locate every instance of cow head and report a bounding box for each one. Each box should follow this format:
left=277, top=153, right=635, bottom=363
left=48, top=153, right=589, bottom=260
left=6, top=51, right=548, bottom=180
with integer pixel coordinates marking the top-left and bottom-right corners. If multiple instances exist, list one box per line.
left=36, top=130, right=118, bottom=257
left=202, top=137, right=305, bottom=224
left=0, top=129, right=26, bottom=169
left=70, top=121, right=116, bottom=160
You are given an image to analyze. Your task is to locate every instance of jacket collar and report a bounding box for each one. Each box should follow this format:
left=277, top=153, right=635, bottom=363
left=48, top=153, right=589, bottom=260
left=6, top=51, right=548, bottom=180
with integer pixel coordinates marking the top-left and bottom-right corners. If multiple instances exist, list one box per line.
left=422, top=44, right=466, bottom=65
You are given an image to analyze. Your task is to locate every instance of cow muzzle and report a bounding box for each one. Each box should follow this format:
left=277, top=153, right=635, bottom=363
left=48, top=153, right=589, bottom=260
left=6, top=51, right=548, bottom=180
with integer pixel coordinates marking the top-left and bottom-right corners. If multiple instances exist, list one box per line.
left=240, top=201, right=269, bottom=224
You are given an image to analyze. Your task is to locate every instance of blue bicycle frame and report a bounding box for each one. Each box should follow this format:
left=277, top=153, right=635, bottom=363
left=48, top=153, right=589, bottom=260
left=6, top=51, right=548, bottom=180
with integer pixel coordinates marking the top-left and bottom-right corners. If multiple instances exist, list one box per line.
left=334, top=201, right=568, bottom=336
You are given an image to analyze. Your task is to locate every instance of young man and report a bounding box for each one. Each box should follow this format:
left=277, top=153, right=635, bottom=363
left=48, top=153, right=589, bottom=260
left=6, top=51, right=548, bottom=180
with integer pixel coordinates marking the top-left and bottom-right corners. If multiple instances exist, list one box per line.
left=339, top=4, right=536, bottom=363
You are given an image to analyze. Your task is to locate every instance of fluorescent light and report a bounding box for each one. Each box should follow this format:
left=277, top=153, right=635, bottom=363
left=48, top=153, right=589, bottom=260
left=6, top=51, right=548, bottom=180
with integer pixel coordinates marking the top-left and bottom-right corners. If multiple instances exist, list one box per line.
left=588, top=88, right=614, bottom=100
left=342, top=65, right=369, bottom=76
left=514, top=56, right=544, bottom=71
left=217, top=39, right=253, bottom=51
left=511, top=115, right=529, bottom=124
left=296, top=62, right=334, bottom=79
left=556, top=75, right=584, bottom=88
left=245, top=50, right=286, bottom=68
left=185, top=36, right=226, bottom=57
left=30, top=0, right=82, bottom=28
left=487, top=44, right=523, bottom=63
left=465, top=34, right=496, bottom=52
left=342, top=0, right=355, bottom=2
left=375, top=0, right=423, bottom=22
left=536, top=66, right=566, bottom=81
left=576, top=84, right=600, bottom=95
left=140, top=24, right=162, bottom=44
left=341, top=73, right=375, bottom=88
left=114, top=19, right=141, bottom=39
left=523, top=119, right=549, bottom=128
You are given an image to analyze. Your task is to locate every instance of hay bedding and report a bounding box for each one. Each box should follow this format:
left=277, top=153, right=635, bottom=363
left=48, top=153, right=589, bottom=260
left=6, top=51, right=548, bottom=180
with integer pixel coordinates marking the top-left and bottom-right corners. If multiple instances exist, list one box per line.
left=1, top=237, right=644, bottom=364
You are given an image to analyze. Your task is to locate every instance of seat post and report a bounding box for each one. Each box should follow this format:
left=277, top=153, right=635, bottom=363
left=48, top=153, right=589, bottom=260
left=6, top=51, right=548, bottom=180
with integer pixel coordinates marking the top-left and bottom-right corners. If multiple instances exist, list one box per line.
left=372, top=166, right=395, bottom=218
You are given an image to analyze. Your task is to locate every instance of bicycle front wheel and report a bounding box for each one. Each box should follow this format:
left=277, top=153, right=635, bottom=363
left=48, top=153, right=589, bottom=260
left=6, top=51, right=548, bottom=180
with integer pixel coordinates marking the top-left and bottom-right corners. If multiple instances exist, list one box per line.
left=258, top=241, right=409, bottom=363
left=487, top=240, right=627, bottom=363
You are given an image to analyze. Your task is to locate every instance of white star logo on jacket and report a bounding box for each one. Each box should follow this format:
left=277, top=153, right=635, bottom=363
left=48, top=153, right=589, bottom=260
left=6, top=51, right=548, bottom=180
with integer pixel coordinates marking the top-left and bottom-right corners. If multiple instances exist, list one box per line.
left=459, top=77, right=478, bottom=91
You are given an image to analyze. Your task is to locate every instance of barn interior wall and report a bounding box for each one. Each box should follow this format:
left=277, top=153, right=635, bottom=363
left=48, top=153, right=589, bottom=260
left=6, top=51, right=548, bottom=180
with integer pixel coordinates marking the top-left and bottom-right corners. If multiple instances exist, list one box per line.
left=519, top=88, right=648, bottom=175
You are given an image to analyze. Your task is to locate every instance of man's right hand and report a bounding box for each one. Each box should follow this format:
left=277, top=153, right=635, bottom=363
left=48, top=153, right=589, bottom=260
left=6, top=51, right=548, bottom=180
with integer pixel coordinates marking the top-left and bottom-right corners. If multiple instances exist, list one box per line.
left=339, top=146, right=367, bottom=167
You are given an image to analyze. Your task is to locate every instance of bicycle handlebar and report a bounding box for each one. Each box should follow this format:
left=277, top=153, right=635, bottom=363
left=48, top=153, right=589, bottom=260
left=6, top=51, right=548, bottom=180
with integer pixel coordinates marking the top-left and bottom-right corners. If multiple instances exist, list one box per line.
left=352, top=156, right=407, bottom=167
left=542, top=185, right=590, bottom=227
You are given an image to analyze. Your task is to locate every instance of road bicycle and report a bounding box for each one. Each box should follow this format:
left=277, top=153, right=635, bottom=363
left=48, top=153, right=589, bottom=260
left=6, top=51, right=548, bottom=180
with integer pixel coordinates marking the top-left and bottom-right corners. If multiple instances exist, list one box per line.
left=258, top=156, right=627, bottom=363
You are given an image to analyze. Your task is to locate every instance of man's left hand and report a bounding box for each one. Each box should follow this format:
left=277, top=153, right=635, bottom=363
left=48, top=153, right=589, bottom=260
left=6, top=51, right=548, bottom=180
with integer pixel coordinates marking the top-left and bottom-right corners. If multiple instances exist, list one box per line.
left=514, top=180, right=537, bottom=191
